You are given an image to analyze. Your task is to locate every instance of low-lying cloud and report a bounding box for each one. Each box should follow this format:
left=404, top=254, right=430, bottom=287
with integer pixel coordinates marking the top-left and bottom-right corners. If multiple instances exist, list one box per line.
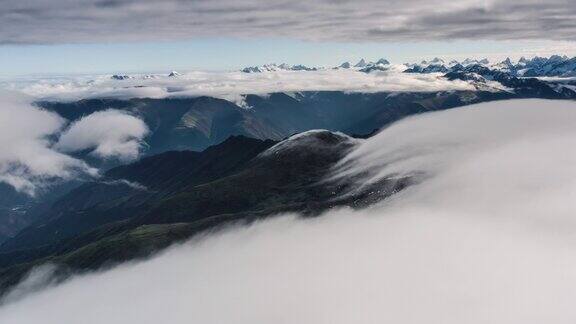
left=0, top=92, right=149, bottom=195
left=0, top=92, right=95, bottom=195
left=1, top=0, right=576, bottom=44
left=2, top=99, right=576, bottom=323
left=3, top=69, right=477, bottom=103
left=56, top=109, right=149, bottom=162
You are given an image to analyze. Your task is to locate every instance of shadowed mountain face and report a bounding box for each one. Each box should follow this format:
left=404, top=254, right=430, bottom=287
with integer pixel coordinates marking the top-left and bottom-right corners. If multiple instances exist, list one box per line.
left=0, top=86, right=568, bottom=246
left=37, top=90, right=515, bottom=154
left=1, top=90, right=505, bottom=248
left=0, top=131, right=409, bottom=293
left=0, top=136, right=276, bottom=252
left=1, top=83, right=574, bottom=294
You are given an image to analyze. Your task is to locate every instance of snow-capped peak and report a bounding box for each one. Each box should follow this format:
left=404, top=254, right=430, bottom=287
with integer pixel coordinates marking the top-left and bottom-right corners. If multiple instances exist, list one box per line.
left=111, top=74, right=132, bottom=80
left=339, top=62, right=351, bottom=69
left=241, top=63, right=318, bottom=73
left=429, top=57, right=445, bottom=64
left=354, top=59, right=367, bottom=67
left=261, top=130, right=358, bottom=156
left=374, top=58, right=390, bottom=65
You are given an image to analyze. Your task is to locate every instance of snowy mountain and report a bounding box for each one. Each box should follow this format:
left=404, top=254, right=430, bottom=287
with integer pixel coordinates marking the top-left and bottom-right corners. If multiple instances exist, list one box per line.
left=241, top=58, right=392, bottom=73
left=515, top=55, right=576, bottom=77
left=357, top=58, right=392, bottom=73
left=354, top=58, right=367, bottom=67
left=241, top=63, right=317, bottom=73
left=111, top=74, right=133, bottom=80
left=405, top=57, right=490, bottom=73
left=338, top=62, right=351, bottom=69
left=404, top=55, right=576, bottom=77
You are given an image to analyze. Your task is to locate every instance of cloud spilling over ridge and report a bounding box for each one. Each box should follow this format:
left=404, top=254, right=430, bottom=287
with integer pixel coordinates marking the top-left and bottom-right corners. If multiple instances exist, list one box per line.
left=0, top=92, right=95, bottom=195
left=2, top=69, right=476, bottom=102
left=56, top=110, right=149, bottom=162
left=3, top=99, right=576, bottom=323
left=1, top=0, right=576, bottom=44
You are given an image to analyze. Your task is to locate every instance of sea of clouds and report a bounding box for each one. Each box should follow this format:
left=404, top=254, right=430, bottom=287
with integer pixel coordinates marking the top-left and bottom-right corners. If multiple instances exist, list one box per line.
left=1, top=99, right=576, bottom=323
left=0, top=68, right=477, bottom=104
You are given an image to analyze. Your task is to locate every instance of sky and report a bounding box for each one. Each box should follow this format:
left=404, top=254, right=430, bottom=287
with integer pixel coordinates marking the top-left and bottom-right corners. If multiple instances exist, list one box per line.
left=2, top=0, right=576, bottom=76
left=2, top=39, right=575, bottom=77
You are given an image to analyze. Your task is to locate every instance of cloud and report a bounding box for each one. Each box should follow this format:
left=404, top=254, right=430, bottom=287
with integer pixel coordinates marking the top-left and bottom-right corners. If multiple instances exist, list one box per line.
left=0, top=0, right=575, bottom=44
left=55, top=110, right=149, bottom=162
left=3, top=99, right=576, bottom=323
left=3, top=69, right=477, bottom=102
left=0, top=92, right=96, bottom=195
left=0, top=92, right=148, bottom=195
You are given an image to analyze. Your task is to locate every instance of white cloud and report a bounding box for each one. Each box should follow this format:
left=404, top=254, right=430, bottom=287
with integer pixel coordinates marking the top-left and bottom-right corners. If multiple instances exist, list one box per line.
left=0, top=92, right=96, bottom=195
left=0, top=92, right=148, bottom=195
left=55, top=109, right=149, bottom=162
left=2, top=99, right=576, bottom=323
left=2, top=69, right=476, bottom=102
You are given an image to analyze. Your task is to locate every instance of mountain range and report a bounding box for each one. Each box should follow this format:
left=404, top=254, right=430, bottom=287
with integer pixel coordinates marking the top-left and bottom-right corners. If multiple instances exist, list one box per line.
left=238, top=55, right=576, bottom=78
left=0, top=89, right=507, bottom=242
left=3, top=55, right=576, bottom=296
left=0, top=130, right=409, bottom=293
left=404, top=55, right=576, bottom=77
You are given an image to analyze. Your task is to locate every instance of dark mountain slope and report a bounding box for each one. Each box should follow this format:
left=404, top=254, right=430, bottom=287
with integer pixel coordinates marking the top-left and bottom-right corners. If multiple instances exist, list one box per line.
left=0, top=131, right=409, bottom=294
left=38, top=90, right=521, bottom=155
left=0, top=136, right=275, bottom=253
left=4, top=84, right=567, bottom=251
left=2, top=86, right=568, bottom=247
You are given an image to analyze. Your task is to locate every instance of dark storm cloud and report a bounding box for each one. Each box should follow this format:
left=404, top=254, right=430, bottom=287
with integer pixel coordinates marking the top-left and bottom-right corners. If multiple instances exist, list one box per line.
left=1, top=0, right=575, bottom=44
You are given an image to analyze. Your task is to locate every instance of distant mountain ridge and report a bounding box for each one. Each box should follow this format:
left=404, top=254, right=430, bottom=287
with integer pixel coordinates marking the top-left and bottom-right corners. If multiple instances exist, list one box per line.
left=39, top=90, right=512, bottom=155
left=235, top=55, right=576, bottom=78
left=241, top=63, right=318, bottom=73
left=405, top=55, right=576, bottom=78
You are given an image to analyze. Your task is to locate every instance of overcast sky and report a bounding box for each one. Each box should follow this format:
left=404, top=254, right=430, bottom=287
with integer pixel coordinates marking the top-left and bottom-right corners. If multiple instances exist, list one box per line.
left=1, top=0, right=576, bottom=75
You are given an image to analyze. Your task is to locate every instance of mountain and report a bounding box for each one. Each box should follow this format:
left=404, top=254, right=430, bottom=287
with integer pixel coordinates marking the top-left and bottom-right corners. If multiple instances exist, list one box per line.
left=4, top=65, right=576, bottom=293
left=38, top=90, right=515, bottom=155
left=405, top=55, right=576, bottom=77
left=461, top=58, right=490, bottom=66
left=2, top=82, right=573, bottom=247
left=0, top=90, right=494, bottom=247
left=0, top=136, right=276, bottom=252
left=110, top=74, right=132, bottom=80
left=359, top=58, right=392, bottom=73
left=241, top=63, right=317, bottom=73
left=444, top=66, right=576, bottom=98
left=354, top=58, right=367, bottom=67
left=110, top=55, right=576, bottom=79
left=3, top=71, right=576, bottom=248
left=0, top=131, right=409, bottom=293
left=338, top=61, right=351, bottom=69
left=404, top=63, right=449, bottom=73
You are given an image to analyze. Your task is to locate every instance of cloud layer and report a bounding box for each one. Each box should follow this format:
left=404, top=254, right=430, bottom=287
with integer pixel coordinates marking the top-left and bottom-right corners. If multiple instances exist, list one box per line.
left=1, top=0, right=575, bottom=44
left=2, top=69, right=477, bottom=103
left=56, top=110, right=149, bottom=162
left=3, top=99, right=576, bottom=323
